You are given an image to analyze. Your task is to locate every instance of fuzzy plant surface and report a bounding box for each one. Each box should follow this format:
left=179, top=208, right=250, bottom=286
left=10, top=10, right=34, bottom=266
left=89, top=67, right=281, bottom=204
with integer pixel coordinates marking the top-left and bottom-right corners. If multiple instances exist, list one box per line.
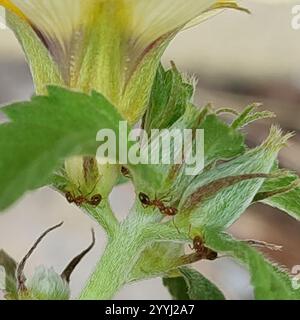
left=0, top=1, right=299, bottom=300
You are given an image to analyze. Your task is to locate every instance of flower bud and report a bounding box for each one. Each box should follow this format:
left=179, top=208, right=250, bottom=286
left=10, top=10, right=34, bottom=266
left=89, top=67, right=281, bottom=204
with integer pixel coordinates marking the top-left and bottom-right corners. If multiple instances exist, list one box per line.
left=25, top=266, right=70, bottom=300
left=65, top=156, right=119, bottom=198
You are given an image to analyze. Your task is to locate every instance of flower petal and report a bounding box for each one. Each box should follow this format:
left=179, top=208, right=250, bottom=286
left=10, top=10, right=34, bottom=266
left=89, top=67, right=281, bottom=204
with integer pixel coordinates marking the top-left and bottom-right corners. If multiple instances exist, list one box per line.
left=129, top=0, right=217, bottom=54
left=11, top=0, right=84, bottom=43
left=6, top=0, right=98, bottom=83
left=185, top=1, right=250, bottom=30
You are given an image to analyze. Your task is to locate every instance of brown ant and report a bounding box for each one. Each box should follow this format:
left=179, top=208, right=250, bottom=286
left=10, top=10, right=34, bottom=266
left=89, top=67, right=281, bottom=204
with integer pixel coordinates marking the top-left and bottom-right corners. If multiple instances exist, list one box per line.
left=189, top=235, right=218, bottom=261
left=183, top=225, right=218, bottom=261
left=65, top=179, right=103, bottom=207
left=138, top=192, right=178, bottom=216
left=65, top=191, right=102, bottom=207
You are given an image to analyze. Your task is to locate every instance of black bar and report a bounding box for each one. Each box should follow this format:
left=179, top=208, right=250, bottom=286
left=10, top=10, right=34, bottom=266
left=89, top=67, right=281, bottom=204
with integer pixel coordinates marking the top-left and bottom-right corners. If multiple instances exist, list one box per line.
left=0, top=300, right=298, bottom=318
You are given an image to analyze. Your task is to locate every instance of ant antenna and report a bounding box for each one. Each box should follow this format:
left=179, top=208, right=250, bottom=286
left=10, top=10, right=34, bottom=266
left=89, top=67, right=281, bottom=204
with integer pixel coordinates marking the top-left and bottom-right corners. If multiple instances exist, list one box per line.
left=61, top=229, right=96, bottom=283
left=86, top=177, right=101, bottom=197
left=76, top=179, right=82, bottom=194
left=16, top=222, right=64, bottom=291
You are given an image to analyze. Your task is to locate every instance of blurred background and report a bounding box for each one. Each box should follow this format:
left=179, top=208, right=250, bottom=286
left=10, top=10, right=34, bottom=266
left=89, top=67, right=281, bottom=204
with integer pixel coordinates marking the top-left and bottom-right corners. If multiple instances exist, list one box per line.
left=1, top=1, right=300, bottom=300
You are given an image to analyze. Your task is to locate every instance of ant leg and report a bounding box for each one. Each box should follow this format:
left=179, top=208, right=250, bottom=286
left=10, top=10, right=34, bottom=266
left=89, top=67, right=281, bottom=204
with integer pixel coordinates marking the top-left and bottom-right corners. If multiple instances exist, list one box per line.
left=172, top=218, right=181, bottom=235
left=77, top=180, right=82, bottom=194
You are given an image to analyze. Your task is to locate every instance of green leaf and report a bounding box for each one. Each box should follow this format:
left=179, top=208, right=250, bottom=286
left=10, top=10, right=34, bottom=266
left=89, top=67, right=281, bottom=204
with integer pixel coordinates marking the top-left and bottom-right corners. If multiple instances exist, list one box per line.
left=0, top=250, right=18, bottom=299
left=204, top=230, right=300, bottom=300
left=0, top=86, right=124, bottom=211
left=130, top=103, right=207, bottom=193
left=130, top=242, right=185, bottom=282
left=131, top=105, right=245, bottom=198
left=231, top=103, right=275, bottom=129
left=163, top=267, right=225, bottom=300
left=257, top=171, right=300, bottom=221
left=131, top=64, right=245, bottom=195
left=179, top=127, right=292, bottom=229
left=143, top=63, right=193, bottom=133
left=163, top=276, right=190, bottom=300
left=202, top=114, right=245, bottom=165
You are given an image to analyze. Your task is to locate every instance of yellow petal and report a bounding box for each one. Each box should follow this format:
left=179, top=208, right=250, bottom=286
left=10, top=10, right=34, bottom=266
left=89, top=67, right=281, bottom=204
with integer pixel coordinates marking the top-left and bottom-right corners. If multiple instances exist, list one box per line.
left=129, top=0, right=217, bottom=54
left=10, top=0, right=92, bottom=46
left=185, top=1, right=250, bottom=29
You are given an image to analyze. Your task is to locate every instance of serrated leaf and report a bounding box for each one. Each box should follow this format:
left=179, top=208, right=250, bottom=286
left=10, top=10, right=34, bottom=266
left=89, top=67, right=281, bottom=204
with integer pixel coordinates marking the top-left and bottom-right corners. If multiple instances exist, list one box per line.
left=179, top=127, right=291, bottom=229
left=130, top=104, right=207, bottom=193
left=231, top=103, right=275, bottom=129
left=0, top=86, right=124, bottom=211
left=163, top=267, right=225, bottom=300
left=143, top=63, right=193, bottom=133
left=204, top=230, right=300, bottom=300
left=131, top=105, right=245, bottom=198
left=255, top=166, right=300, bottom=221
left=202, top=114, right=245, bottom=165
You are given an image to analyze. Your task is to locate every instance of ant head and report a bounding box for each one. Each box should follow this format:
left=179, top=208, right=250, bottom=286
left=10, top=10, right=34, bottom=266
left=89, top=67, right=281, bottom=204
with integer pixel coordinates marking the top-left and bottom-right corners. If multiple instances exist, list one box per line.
left=121, top=166, right=130, bottom=177
left=89, top=194, right=102, bottom=206
left=139, top=192, right=151, bottom=205
left=193, top=236, right=204, bottom=248
left=65, top=192, right=73, bottom=203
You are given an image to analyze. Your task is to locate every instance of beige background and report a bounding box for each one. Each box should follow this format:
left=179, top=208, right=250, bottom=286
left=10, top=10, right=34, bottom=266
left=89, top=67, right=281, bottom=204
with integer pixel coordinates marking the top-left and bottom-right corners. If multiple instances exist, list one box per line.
left=1, top=1, right=300, bottom=300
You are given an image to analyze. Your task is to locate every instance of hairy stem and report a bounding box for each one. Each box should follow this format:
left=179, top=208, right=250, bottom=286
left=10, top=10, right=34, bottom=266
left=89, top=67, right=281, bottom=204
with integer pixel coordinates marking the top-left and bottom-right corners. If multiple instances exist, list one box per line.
left=83, top=201, right=119, bottom=239
left=79, top=222, right=149, bottom=300
left=79, top=203, right=183, bottom=299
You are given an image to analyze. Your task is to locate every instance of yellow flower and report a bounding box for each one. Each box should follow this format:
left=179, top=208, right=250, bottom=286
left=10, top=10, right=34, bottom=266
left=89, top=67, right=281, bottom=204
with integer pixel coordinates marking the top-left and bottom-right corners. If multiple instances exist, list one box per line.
left=0, top=0, right=245, bottom=123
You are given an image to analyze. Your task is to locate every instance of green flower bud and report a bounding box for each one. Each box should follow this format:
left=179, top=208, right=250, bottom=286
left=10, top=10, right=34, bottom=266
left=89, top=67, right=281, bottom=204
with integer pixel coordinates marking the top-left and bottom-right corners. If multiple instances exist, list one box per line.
left=65, top=156, right=119, bottom=199
left=25, top=266, right=70, bottom=300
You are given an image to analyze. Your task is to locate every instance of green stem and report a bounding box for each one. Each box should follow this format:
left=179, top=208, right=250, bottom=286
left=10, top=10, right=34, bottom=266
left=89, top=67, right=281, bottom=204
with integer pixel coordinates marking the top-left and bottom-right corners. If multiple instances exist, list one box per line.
left=79, top=224, right=147, bottom=300
left=83, top=201, right=119, bottom=239
left=79, top=204, right=182, bottom=300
